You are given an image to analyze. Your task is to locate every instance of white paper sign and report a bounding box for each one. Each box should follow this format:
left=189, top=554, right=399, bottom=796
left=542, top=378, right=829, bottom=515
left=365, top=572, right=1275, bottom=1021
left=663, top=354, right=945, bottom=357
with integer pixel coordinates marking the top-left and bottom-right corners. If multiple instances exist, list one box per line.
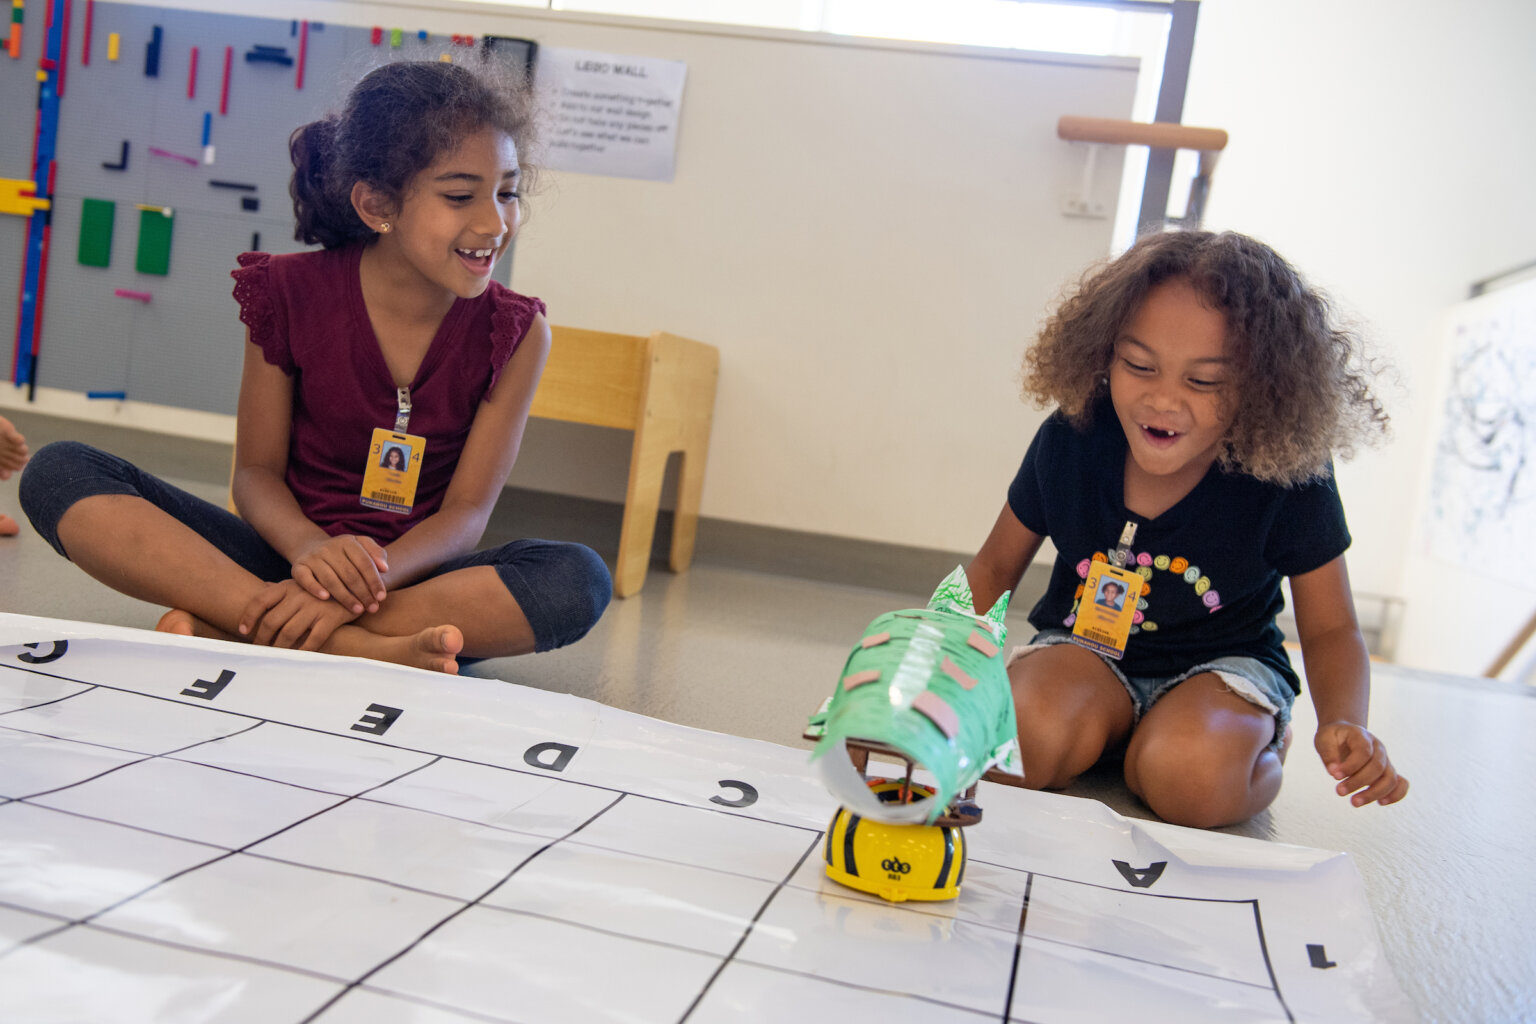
left=1420, top=276, right=1536, bottom=584
left=536, top=47, right=687, bottom=182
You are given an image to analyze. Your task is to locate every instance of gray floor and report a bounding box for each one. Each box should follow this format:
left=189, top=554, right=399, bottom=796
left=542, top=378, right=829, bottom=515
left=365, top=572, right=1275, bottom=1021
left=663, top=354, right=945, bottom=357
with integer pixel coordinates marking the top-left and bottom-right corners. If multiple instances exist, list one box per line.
left=2, top=408, right=1533, bottom=1023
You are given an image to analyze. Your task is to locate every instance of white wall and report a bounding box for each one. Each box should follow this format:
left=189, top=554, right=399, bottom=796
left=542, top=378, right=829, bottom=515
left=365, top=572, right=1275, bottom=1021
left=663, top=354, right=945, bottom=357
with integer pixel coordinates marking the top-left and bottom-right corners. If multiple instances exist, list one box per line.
left=14, top=0, right=1132, bottom=568
left=1180, top=0, right=1536, bottom=676
left=15, top=0, right=1533, bottom=677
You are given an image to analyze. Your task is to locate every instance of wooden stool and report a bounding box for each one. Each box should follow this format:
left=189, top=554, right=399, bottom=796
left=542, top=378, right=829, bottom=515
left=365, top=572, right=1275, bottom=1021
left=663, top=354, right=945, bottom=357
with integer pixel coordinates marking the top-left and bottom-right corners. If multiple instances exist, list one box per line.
left=532, top=327, right=719, bottom=598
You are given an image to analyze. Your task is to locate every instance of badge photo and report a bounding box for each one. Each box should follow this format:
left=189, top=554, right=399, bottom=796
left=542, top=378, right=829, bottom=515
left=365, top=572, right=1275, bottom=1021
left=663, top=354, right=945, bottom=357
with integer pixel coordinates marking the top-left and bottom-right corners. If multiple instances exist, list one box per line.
left=361, top=428, right=425, bottom=514
left=1071, top=559, right=1143, bottom=660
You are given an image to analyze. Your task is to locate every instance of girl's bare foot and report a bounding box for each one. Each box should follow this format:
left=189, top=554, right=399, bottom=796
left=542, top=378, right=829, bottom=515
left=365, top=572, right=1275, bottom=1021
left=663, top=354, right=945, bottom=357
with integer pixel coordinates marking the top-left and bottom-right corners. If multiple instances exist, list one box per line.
left=156, top=608, right=237, bottom=641
left=329, top=623, right=464, bottom=674
left=0, top=417, right=28, bottom=535
left=405, top=625, right=463, bottom=674
left=0, top=416, right=27, bottom=478
left=156, top=608, right=195, bottom=635
left=159, top=608, right=462, bottom=674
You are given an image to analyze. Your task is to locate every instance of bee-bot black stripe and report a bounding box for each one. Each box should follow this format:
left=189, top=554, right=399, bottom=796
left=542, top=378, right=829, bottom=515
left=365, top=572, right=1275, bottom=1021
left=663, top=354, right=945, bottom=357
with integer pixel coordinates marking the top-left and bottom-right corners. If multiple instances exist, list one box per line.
left=954, top=827, right=967, bottom=886
left=844, top=813, right=861, bottom=876
left=935, top=825, right=955, bottom=889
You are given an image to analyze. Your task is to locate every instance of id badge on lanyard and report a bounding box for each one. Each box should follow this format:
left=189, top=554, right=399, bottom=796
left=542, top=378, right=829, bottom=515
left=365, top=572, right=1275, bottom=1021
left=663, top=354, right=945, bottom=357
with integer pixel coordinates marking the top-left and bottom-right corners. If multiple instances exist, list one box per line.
left=1071, top=521, right=1142, bottom=660
left=360, top=386, right=426, bottom=515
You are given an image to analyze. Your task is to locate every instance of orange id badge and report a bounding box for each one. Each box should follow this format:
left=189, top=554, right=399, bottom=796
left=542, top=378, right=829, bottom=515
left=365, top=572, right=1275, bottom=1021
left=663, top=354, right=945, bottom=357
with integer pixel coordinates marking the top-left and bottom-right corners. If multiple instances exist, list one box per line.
left=361, top=428, right=425, bottom=514
left=1071, top=560, right=1143, bottom=660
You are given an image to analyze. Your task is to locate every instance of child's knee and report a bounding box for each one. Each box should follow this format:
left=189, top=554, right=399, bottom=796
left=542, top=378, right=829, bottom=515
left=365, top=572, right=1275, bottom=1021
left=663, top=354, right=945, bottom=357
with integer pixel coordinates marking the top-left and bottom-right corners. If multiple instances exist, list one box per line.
left=563, top=543, right=613, bottom=631
left=1015, top=708, right=1112, bottom=790
left=1125, top=734, right=1272, bottom=827
left=1136, top=776, right=1262, bottom=829
left=20, top=441, right=79, bottom=501
left=19, top=441, right=97, bottom=548
left=529, top=542, right=612, bottom=651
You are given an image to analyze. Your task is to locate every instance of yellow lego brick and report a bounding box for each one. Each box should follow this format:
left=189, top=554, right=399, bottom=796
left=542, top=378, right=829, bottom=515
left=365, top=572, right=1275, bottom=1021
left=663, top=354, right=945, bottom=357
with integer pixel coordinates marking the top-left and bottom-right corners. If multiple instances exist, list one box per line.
left=0, top=177, right=51, bottom=217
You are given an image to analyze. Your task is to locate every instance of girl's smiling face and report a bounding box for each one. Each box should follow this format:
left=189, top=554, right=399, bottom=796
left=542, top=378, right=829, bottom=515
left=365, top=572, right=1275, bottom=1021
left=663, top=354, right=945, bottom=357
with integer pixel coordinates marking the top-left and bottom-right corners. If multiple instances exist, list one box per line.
left=1109, top=277, right=1235, bottom=490
left=367, top=128, right=522, bottom=302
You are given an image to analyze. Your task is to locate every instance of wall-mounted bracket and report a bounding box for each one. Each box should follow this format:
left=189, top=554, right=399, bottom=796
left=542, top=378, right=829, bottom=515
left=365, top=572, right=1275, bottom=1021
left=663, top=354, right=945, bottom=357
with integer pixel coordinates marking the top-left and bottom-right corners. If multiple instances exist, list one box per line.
left=1057, top=115, right=1229, bottom=229
left=1061, top=142, right=1109, bottom=219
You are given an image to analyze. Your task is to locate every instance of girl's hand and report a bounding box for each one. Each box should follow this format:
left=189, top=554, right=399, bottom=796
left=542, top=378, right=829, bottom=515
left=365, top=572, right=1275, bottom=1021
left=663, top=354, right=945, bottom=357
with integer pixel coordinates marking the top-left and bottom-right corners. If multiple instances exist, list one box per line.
left=292, top=535, right=389, bottom=614
left=1315, top=722, right=1409, bottom=808
left=239, top=579, right=360, bottom=651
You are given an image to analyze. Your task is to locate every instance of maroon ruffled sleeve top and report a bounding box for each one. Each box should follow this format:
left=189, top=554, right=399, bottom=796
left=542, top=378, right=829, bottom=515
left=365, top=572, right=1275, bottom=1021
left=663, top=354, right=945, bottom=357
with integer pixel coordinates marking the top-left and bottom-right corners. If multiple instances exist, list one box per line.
left=230, top=245, right=546, bottom=543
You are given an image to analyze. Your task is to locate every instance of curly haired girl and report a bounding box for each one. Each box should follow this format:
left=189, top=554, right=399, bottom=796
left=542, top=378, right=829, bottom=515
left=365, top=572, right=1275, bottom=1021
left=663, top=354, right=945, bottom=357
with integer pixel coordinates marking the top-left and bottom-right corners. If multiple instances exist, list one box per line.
left=967, top=230, right=1407, bottom=827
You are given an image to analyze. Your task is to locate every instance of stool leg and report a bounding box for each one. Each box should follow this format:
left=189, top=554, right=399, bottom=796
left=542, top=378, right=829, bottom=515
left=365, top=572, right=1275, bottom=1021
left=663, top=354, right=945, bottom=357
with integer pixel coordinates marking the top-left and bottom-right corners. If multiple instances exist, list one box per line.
left=614, top=422, right=667, bottom=598
left=668, top=447, right=705, bottom=573
left=651, top=332, right=717, bottom=575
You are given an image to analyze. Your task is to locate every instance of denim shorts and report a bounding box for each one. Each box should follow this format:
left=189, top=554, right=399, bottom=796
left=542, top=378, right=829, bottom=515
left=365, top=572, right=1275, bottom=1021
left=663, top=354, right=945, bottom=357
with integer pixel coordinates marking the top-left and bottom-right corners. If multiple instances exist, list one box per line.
left=19, top=441, right=612, bottom=653
left=1008, top=628, right=1295, bottom=750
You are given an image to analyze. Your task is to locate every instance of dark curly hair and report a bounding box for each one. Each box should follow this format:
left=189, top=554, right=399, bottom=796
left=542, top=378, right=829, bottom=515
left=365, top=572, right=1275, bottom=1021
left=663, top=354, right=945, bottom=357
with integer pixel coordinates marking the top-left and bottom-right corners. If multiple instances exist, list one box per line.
left=1023, top=229, right=1389, bottom=485
left=289, top=58, right=539, bottom=249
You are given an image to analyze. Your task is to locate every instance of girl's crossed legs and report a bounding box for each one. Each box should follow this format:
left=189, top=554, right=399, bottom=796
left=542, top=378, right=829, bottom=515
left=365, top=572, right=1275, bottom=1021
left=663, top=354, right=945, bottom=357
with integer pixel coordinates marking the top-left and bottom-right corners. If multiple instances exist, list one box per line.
left=1008, top=633, right=1291, bottom=828
left=20, top=442, right=609, bottom=673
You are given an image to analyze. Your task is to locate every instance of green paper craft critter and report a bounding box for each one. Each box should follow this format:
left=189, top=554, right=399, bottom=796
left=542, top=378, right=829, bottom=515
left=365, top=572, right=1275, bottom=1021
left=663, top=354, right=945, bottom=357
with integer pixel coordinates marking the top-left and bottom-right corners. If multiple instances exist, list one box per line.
left=806, top=565, right=1024, bottom=827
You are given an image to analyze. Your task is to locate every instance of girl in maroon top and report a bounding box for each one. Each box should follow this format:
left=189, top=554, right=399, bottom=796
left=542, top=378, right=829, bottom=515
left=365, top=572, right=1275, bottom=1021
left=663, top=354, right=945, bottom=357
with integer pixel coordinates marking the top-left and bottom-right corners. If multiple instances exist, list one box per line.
left=21, top=61, right=611, bottom=672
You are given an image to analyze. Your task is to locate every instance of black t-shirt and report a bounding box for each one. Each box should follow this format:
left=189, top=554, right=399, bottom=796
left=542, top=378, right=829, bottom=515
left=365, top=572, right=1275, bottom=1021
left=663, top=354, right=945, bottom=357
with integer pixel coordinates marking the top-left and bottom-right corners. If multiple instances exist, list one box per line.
left=1007, top=401, right=1351, bottom=693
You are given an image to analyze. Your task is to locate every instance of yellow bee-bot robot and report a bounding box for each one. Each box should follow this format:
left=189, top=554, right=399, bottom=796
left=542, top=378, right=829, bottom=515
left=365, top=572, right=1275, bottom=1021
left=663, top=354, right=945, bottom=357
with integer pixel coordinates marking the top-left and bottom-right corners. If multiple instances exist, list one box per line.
left=805, top=567, right=1027, bottom=903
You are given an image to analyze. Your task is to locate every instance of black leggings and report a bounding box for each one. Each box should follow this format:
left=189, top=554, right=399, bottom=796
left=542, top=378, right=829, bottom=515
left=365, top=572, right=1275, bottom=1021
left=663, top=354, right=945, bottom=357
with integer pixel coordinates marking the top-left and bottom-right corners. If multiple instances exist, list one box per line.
left=20, top=441, right=612, bottom=653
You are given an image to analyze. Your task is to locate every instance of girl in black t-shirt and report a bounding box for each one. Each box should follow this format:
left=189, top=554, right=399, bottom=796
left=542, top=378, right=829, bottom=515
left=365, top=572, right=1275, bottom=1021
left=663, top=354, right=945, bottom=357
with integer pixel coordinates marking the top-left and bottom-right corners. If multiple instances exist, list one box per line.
left=966, top=230, right=1408, bottom=828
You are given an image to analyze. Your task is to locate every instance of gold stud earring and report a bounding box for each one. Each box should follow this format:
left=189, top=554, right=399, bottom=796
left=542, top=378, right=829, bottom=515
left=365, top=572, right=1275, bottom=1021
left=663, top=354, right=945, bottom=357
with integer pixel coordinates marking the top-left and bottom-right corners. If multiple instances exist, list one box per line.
left=378, top=222, right=391, bottom=234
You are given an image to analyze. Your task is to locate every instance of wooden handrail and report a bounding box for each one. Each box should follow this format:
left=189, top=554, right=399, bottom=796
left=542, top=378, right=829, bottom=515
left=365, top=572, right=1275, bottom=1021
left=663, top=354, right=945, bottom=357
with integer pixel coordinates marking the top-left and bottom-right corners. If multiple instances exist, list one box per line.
left=1058, top=116, right=1228, bottom=152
